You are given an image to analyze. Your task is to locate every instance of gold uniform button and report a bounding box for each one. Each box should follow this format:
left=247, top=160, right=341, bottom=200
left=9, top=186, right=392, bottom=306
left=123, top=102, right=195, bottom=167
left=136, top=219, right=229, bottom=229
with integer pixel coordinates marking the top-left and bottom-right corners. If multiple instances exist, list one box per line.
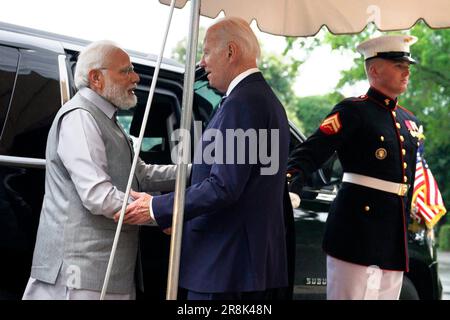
left=400, top=135, right=405, bottom=142
left=287, top=173, right=292, bottom=179
left=375, top=148, right=387, bottom=160
left=396, top=122, right=401, bottom=129
left=403, top=162, right=408, bottom=169
left=364, top=206, right=370, bottom=212
left=392, top=111, right=397, bottom=117
left=404, top=176, right=408, bottom=183
left=402, top=149, right=406, bottom=156
left=380, top=136, right=385, bottom=142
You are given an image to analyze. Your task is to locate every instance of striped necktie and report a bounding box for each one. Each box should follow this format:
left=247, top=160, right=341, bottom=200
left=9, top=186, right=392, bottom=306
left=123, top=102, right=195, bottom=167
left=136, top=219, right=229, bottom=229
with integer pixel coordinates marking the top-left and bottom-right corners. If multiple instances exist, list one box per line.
left=218, top=95, right=227, bottom=108
left=208, top=96, right=227, bottom=122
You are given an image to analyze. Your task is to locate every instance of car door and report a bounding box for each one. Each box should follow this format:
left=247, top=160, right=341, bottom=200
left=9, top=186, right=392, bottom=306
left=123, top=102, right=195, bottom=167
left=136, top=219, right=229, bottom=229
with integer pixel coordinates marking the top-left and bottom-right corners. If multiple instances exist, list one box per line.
left=0, top=43, right=65, bottom=299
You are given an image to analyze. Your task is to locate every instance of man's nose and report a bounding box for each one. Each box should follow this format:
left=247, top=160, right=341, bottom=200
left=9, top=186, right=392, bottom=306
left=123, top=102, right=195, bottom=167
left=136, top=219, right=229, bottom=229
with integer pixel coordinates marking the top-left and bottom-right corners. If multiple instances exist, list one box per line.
left=199, top=56, right=205, bottom=67
left=403, top=67, right=410, bottom=77
left=131, top=71, right=140, bottom=83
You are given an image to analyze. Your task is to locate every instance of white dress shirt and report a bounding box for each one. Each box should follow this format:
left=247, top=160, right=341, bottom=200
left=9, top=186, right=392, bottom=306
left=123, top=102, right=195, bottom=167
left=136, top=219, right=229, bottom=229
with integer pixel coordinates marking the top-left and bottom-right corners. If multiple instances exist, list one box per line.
left=225, top=68, right=260, bottom=97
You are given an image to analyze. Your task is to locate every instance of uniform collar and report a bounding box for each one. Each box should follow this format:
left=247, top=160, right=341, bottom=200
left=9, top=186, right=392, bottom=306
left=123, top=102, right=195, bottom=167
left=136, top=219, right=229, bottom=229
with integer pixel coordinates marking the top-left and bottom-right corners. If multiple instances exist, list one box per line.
left=367, top=87, right=398, bottom=110
left=78, top=87, right=117, bottom=120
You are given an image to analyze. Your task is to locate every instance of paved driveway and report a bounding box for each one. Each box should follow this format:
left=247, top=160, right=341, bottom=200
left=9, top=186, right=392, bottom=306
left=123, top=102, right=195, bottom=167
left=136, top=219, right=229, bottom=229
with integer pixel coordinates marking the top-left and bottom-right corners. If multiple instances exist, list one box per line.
left=438, top=250, right=450, bottom=300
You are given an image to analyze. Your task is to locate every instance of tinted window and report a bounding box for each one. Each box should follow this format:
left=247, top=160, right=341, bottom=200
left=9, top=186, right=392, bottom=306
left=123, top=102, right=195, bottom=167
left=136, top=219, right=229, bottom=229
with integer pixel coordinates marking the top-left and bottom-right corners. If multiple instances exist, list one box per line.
left=116, top=89, right=180, bottom=165
left=0, top=46, right=19, bottom=136
left=193, top=79, right=221, bottom=129
left=0, top=49, right=60, bottom=158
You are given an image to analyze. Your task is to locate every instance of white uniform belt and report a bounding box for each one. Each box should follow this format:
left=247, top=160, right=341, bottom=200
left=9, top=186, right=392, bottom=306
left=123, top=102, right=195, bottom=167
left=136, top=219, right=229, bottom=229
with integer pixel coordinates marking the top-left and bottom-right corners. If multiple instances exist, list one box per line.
left=342, top=173, right=409, bottom=196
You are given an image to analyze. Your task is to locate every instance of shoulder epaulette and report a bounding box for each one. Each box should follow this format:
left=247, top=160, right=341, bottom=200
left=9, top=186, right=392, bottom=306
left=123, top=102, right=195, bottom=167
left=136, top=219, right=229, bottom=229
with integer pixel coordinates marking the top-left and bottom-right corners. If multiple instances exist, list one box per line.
left=342, top=95, right=368, bottom=103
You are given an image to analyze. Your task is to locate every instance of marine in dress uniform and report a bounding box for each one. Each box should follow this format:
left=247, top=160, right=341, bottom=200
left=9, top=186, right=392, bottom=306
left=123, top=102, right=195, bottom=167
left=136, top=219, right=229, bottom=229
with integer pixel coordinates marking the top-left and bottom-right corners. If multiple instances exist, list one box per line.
left=288, top=35, right=422, bottom=299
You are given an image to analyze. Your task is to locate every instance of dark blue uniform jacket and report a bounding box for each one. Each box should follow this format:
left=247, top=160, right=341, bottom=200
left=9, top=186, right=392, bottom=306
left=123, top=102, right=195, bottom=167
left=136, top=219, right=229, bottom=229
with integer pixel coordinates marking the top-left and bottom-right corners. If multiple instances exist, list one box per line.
left=288, top=87, right=420, bottom=271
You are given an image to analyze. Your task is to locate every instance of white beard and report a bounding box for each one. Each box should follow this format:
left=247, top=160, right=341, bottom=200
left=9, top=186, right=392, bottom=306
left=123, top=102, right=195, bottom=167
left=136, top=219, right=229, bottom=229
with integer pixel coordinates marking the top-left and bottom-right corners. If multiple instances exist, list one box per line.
left=102, top=78, right=137, bottom=110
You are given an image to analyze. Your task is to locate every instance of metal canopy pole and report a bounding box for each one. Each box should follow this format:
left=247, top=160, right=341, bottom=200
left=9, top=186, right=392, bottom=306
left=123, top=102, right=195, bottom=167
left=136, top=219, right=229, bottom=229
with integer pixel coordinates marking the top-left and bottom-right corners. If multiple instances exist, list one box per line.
left=166, top=0, right=201, bottom=300
left=100, top=0, right=177, bottom=300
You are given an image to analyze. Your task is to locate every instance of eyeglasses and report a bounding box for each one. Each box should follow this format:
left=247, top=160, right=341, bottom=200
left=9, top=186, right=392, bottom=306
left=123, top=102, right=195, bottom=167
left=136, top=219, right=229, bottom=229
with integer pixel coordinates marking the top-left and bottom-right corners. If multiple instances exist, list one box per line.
left=98, top=65, right=135, bottom=76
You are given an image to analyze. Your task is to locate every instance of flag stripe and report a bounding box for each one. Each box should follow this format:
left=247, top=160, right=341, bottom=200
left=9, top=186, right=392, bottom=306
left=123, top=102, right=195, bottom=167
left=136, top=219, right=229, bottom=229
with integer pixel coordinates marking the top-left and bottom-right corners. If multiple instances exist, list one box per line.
left=412, top=151, right=447, bottom=228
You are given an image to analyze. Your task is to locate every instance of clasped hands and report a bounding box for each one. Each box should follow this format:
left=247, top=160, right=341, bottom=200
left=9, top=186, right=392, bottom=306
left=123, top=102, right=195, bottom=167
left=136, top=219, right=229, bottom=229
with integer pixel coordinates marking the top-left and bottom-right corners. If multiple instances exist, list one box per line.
left=113, top=190, right=153, bottom=225
left=113, top=190, right=171, bottom=234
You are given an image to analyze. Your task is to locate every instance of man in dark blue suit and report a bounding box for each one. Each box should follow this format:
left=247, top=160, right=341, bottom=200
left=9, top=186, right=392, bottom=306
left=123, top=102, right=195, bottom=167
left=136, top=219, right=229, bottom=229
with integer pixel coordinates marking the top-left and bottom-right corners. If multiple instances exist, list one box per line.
left=118, top=17, right=290, bottom=300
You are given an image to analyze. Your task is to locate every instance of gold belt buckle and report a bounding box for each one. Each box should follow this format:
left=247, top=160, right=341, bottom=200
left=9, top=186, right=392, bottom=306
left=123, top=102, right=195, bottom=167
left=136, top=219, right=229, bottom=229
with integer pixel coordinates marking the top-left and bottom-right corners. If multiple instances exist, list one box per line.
left=397, top=184, right=409, bottom=196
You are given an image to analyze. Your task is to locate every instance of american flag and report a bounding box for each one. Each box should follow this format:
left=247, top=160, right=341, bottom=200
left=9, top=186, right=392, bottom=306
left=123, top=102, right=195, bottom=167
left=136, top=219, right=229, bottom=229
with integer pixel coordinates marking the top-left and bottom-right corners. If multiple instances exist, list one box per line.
left=411, top=149, right=447, bottom=228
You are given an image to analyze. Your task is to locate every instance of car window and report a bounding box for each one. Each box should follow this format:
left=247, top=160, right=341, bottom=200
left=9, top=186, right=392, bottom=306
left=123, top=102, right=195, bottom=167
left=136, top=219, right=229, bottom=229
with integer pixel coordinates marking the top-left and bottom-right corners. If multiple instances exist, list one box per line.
left=0, top=48, right=60, bottom=158
left=115, top=88, right=180, bottom=165
left=193, top=79, right=221, bottom=129
left=323, top=155, right=343, bottom=186
left=0, top=46, right=20, bottom=141
left=116, top=113, right=163, bottom=152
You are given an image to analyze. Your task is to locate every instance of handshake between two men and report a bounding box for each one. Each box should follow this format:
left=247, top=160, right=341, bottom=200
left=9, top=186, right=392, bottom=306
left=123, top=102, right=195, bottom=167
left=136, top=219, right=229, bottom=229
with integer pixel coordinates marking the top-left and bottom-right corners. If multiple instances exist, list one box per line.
left=114, top=169, right=305, bottom=231
left=113, top=190, right=172, bottom=234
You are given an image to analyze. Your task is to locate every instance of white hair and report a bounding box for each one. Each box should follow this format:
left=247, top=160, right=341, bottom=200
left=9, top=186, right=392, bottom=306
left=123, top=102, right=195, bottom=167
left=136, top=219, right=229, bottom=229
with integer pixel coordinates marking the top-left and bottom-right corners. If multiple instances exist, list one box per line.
left=74, top=40, right=121, bottom=89
left=211, top=17, right=261, bottom=61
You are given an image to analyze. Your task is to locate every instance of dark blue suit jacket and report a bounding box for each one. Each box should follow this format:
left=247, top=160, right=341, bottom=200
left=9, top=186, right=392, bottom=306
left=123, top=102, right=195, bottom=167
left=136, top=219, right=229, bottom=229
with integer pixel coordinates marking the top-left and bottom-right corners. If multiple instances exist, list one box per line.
left=152, top=72, right=290, bottom=292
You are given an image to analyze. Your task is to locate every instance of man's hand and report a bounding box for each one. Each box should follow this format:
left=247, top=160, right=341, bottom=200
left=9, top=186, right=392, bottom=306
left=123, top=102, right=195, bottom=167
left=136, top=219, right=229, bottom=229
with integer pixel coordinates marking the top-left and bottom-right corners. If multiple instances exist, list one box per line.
left=289, top=192, right=301, bottom=209
left=114, top=190, right=153, bottom=225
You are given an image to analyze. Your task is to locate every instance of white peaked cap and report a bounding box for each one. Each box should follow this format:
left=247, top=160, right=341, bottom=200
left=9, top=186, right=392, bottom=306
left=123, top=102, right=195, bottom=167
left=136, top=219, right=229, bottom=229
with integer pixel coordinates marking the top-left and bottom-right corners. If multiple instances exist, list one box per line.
left=356, top=35, right=418, bottom=64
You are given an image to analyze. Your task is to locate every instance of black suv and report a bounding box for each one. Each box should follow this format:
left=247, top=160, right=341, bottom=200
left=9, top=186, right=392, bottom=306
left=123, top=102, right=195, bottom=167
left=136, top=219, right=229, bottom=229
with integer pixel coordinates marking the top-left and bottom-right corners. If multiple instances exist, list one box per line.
left=0, top=22, right=442, bottom=300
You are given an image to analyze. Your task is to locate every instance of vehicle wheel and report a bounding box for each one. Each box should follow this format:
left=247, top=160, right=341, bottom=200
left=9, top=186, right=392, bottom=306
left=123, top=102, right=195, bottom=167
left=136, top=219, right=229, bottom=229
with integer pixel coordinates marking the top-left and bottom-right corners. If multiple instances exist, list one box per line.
left=399, top=276, right=420, bottom=300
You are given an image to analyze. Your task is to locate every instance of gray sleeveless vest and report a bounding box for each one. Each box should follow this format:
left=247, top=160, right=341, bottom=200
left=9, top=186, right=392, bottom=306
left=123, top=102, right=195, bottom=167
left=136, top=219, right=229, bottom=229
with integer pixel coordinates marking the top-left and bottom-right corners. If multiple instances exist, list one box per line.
left=31, top=92, right=139, bottom=294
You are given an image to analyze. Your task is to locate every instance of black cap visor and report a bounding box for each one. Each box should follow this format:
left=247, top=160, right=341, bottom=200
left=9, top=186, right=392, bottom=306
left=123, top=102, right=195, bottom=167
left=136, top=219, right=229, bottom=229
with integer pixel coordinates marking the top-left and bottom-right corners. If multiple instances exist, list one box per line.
left=367, top=51, right=417, bottom=64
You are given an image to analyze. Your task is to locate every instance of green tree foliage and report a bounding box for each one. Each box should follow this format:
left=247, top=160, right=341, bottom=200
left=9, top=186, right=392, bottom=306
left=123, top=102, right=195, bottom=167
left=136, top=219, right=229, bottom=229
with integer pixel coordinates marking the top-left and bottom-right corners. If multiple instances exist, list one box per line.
left=439, top=224, right=450, bottom=251
left=291, top=94, right=343, bottom=136
left=282, top=34, right=348, bottom=134
left=259, top=37, right=322, bottom=130
left=171, top=27, right=206, bottom=64
left=258, top=52, right=303, bottom=129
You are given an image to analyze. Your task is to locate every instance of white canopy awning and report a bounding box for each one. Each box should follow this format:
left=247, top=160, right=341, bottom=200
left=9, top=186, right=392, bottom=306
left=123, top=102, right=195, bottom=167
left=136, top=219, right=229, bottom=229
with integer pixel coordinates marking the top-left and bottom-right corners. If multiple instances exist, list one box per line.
left=159, top=0, right=450, bottom=36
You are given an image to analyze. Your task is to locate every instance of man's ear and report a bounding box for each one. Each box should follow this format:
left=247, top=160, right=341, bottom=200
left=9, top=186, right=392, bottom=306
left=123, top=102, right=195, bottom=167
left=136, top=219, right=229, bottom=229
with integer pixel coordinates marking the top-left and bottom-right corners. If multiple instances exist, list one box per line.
left=227, top=42, right=238, bottom=61
left=367, top=61, right=377, bottom=79
left=88, top=69, right=103, bottom=90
